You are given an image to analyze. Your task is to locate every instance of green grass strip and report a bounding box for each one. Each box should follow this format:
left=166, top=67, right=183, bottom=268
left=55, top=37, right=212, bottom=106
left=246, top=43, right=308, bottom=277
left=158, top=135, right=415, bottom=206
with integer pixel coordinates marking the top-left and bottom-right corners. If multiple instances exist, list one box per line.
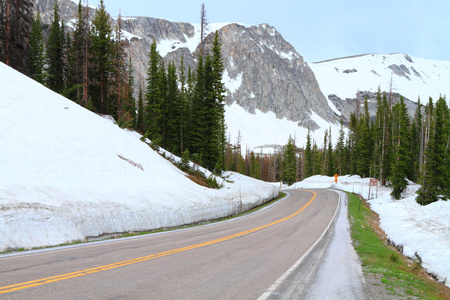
left=347, top=192, right=449, bottom=299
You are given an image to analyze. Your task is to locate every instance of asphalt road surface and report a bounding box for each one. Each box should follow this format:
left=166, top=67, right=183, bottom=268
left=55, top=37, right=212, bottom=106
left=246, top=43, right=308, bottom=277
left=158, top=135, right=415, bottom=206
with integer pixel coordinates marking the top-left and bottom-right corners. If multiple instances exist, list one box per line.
left=0, top=189, right=340, bottom=299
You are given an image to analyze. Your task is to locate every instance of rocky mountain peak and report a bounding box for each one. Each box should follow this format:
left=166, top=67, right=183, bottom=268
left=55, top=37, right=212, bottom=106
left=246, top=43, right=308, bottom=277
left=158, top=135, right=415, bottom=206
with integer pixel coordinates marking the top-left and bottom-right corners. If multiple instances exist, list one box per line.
left=35, top=0, right=339, bottom=131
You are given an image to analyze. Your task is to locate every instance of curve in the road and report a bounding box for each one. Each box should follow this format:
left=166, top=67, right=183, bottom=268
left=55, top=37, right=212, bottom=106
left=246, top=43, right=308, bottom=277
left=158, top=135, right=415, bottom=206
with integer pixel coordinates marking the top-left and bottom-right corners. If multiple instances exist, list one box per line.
left=0, top=189, right=317, bottom=295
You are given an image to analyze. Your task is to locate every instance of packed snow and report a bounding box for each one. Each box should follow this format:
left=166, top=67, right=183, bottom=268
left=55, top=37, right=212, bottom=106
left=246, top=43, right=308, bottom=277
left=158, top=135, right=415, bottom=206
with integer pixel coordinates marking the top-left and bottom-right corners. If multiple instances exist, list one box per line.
left=225, top=103, right=344, bottom=153
left=310, top=53, right=450, bottom=102
left=291, top=175, right=450, bottom=287
left=0, top=62, right=278, bottom=252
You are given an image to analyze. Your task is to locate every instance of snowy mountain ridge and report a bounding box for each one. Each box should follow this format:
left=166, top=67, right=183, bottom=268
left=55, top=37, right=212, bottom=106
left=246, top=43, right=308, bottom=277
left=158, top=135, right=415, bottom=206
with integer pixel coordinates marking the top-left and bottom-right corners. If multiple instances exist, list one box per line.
left=310, top=52, right=450, bottom=104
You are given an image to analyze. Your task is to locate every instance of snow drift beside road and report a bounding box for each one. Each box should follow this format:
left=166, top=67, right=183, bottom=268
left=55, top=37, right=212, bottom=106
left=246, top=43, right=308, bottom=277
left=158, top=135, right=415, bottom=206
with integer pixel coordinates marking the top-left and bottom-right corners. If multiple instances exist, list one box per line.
left=291, top=175, right=450, bottom=288
left=0, top=62, right=278, bottom=252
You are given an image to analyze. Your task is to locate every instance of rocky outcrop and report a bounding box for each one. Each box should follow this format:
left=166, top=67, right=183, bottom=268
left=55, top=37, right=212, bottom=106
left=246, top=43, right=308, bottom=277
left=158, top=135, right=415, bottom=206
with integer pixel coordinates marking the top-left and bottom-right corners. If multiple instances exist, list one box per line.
left=328, top=91, right=418, bottom=124
left=200, top=23, right=338, bottom=129
left=35, top=0, right=339, bottom=130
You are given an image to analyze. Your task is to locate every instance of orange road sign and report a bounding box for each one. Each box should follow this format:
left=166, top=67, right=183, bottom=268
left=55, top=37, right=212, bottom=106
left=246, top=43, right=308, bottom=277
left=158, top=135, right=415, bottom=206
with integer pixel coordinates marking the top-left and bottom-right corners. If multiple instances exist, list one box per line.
left=334, top=174, right=339, bottom=183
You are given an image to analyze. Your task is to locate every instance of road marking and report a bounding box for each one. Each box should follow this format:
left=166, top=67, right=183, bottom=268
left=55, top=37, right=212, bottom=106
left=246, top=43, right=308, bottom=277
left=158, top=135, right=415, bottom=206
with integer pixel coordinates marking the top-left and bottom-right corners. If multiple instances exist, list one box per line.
left=258, top=189, right=340, bottom=300
left=0, top=190, right=316, bottom=295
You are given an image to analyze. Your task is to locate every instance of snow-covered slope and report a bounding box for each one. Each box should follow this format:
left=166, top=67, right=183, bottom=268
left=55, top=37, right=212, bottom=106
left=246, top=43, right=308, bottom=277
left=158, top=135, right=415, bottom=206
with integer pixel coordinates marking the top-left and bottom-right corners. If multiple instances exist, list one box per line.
left=224, top=103, right=343, bottom=153
left=310, top=53, right=450, bottom=102
left=291, top=175, right=450, bottom=288
left=0, top=63, right=278, bottom=252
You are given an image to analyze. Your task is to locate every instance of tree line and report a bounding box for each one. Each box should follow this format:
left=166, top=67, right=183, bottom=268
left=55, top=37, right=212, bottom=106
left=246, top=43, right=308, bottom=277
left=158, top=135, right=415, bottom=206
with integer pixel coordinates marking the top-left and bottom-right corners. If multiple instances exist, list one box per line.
left=225, top=92, right=449, bottom=205
left=1, top=0, right=227, bottom=172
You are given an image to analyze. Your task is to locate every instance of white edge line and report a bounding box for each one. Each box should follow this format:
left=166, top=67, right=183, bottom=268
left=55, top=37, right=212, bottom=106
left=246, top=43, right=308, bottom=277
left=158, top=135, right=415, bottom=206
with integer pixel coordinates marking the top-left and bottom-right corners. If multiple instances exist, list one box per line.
left=257, top=189, right=342, bottom=300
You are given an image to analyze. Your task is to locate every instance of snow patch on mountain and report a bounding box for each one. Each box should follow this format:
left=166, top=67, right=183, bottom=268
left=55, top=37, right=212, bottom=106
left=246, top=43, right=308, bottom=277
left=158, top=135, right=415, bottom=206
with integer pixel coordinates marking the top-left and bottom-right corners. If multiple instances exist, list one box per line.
left=223, top=70, right=243, bottom=94
left=224, top=103, right=344, bottom=153
left=158, top=22, right=247, bottom=57
left=310, top=53, right=450, bottom=102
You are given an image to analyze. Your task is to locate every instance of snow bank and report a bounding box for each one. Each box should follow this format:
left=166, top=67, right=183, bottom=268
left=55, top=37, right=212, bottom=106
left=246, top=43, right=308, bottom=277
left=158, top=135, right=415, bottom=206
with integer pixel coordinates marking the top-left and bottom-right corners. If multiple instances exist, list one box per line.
left=291, top=175, right=450, bottom=287
left=0, top=63, right=278, bottom=251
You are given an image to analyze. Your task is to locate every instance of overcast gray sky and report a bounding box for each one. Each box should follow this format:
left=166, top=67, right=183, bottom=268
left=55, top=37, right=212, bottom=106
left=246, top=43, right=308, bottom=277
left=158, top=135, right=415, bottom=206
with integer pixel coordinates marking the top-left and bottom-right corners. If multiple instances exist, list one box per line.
left=87, top=0, right=450, bottom=63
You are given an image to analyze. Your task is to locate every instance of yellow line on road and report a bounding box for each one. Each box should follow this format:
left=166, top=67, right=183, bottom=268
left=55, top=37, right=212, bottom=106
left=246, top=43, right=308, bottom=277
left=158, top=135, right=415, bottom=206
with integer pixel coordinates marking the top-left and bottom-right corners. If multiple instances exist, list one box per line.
left=0, top=190, right=317, bottom=294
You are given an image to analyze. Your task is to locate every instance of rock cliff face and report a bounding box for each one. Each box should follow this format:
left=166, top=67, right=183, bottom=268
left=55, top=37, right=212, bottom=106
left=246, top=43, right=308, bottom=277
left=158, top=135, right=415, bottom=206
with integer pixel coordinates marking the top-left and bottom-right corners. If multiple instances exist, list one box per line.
left=35, top=0, right=339, bottom=130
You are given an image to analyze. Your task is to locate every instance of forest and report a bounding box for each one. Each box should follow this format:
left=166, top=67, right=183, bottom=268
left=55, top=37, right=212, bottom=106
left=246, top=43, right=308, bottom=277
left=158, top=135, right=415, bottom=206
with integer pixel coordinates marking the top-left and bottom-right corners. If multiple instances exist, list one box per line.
left=1, top=0, right=448, bottom=205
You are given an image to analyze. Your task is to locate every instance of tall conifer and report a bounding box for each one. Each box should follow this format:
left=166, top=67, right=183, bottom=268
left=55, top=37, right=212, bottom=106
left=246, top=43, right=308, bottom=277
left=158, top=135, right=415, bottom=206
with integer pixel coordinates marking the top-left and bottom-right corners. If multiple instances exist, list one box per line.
left=46, top=1, right=64, bottom=92
left=27, top=12, right=45, bottom=83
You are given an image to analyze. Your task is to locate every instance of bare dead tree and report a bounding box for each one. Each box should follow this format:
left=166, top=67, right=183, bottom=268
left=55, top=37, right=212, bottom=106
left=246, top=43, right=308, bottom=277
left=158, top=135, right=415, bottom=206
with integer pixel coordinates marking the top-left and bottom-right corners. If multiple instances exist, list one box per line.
left=200, top=3, right=208, bottom=55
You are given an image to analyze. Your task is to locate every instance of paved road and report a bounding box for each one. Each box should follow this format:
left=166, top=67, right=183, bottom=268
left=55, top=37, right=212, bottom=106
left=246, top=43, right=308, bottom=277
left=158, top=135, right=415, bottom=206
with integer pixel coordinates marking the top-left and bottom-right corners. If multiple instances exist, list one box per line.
left=0, top=189, right=339, bottom=299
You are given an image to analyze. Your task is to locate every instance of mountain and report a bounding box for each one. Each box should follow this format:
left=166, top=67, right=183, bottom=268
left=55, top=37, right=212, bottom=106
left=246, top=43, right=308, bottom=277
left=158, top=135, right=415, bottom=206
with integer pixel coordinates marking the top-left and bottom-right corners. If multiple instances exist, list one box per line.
left=309, top=53, right=450, bottom=121
left=34, top=1, right=450, bottom=150
left=35, top=0, right=340, bottom=150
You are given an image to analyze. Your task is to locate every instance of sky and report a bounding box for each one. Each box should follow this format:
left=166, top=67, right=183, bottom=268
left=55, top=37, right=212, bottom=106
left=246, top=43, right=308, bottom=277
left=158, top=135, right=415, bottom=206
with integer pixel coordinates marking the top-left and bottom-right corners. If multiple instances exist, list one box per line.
left=85, top=0, right=450, bottom=63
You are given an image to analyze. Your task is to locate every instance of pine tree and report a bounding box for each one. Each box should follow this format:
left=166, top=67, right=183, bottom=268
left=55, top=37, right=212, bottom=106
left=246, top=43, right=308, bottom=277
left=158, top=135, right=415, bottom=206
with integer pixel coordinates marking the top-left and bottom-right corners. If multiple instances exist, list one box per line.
left=145, top=40, right=162, bottom=144
left=177, top=55, right=189, bottom=154
left=304, top=130, right=313, bottom=178
left=46, top=1, right=64, bottom=92
left=327, top=133, right=335, bottom=176
left=409, top=99, right=422, bottom=182
left=210, top=31, right=226, bottom=170
left=136, top=85, right=145, bottom=132
left=0, top=0, right=5, bottom=61
left=71, top=0, right=90, bottom=105
left=189, top=54, right=206, bottom=160
left=166, top=61, right=180, bottom=153
left=335, top=120, right=346, bottom=175
left=281, top=137, right=297, bottom=185
left=417, top=99, right=437, bottom=204
left=27, top=12, right=45, bottom=83
left=390, top=97, right=411, bottom=199
left=2, top=0, right=33, bottom=73
left=433, top=97, right=449, bottom=198
left=158, top=60, right=169, bottom=148
left=90, top=0, right=113, bottom=114
left=356, top=99, right=373, bottom=177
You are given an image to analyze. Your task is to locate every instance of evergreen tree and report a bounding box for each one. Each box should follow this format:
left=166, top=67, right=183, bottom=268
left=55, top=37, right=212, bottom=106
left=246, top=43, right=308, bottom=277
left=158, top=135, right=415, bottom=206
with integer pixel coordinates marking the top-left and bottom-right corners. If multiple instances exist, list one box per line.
left=390, top=97, right=411, bottom=199
left=27, top=12, right=45, bottom=83
left=158, top=60, right=169, bottom=148
left=189, top=54, right=206, bottom=160
left=409, top=98, right=422, bottom=182
left=177, top=55, right=189, bottom=154
left=90, top=0, right=113, bottom=114
left=136, top=85, right=145, bottom=132
left=304, top=130, right=313, bottom=178
left=335, top=120, right=346, bottom=175
left=1, top=0, right=33, bottom=73
left=0, top=0, right=5, bottom=61
left=166, top=61, right=180, bottom=153
left=417, top=99, right=438, bottom=205
left=210, top=31, right=226, bottom=170
left=356, top=99, right=373, bottom=177
left=71, top=0, right=90, bottom=105
left=46, top=1, right=64, bottom=92
left=433, top=97, right=449, bottom=198
left=145, top=40, right=162, bottom=144
left=327, top=133, right=335, bottom=176
left=281, top=137, right=297, bottom=185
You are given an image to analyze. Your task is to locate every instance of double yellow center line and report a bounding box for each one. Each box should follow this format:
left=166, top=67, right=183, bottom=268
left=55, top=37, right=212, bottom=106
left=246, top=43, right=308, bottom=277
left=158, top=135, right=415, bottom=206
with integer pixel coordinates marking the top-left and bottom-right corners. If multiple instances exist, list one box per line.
left=0, top=190, right=316, bottom=294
